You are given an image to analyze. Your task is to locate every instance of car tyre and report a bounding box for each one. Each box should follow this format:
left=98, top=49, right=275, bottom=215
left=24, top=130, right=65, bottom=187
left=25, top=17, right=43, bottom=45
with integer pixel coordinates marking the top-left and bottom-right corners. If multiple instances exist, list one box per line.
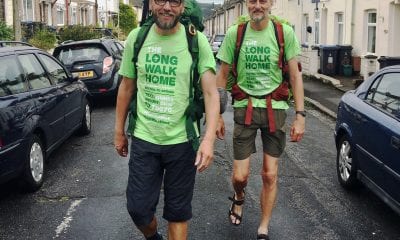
left=78, top=100, right=91, bottom=135
left=22, top=135, right=45, bottom=192
left=336, top=135, right=359, bottom=189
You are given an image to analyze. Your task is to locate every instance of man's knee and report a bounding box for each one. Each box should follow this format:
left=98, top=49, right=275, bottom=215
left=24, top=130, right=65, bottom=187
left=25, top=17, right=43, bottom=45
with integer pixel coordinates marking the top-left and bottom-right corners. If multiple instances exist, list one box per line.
left=127, top=204, right=153, bottom=227
left=261, top=172, right=278, bottom=187
left=232, top=172, right=249, bottom=185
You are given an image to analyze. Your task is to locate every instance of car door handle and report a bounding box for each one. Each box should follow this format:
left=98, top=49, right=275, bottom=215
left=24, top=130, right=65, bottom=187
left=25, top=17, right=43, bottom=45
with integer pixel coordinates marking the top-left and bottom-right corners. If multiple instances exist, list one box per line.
left=38, top=96, right=50, bottom=102
left=354, top=113, right=366, bottom=123
left=391, top=136, right=400, bottom=149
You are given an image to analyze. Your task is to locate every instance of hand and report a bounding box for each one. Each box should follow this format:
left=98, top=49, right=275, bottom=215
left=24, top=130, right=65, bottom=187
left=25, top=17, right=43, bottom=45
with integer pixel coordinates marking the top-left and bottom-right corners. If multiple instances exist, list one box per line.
left=114, top=132, right=129, bottom=157
left=290, top=116, right=305, bottom=142
left=216, top=115, right=225, bottom=140
left=195, top=138, right=214, bottom=172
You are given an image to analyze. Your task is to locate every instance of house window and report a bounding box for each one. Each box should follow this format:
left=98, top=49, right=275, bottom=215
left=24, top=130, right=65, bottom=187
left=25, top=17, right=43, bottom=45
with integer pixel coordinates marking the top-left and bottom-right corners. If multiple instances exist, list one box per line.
left=366, top=10, right=377, bottom=53
left=56, top=4, right=64, bottom=25
left=336, top=13, right=344, bottom=44
left=22, top=0, right=34, bottom=21
left=302, top=14, right=309, bottom=45
left=314, top=11, right=320, bottom=44
left=71, top=7, right=77, bottom=25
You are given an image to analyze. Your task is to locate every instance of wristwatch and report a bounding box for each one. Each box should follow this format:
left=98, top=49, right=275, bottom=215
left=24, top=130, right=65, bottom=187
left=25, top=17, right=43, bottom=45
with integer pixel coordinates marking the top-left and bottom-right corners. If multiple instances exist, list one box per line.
left=296, top=110, right=306, bottom=117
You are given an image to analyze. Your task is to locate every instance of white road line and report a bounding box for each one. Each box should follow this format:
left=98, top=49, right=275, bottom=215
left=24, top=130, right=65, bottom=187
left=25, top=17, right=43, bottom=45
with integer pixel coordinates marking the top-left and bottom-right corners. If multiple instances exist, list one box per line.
left=54, top=199, right=85, bottom=239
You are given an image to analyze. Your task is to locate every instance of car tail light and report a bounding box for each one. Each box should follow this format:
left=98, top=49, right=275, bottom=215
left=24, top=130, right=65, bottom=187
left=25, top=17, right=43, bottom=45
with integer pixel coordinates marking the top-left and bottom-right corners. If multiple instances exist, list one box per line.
left=103, top=56, right=113, bottom=74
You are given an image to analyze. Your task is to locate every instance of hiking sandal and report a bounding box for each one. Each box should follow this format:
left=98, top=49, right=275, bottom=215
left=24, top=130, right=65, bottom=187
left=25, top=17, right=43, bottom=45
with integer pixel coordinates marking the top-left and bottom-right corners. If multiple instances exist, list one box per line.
left=228, top=192, right=245, bottom=226
left=257, top=233, right=270, bottom=240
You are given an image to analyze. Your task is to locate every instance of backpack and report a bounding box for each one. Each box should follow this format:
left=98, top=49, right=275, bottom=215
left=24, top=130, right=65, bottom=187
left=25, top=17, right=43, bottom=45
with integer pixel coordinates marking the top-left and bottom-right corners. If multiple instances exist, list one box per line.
left=128, top=0, right=204, bottom=150
left=228, top=17, right=300, bottom=133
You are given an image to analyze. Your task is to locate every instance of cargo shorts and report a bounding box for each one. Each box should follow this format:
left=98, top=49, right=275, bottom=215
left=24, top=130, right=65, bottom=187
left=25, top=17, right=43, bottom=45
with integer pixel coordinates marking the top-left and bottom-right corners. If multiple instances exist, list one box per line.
left=233, top=107, right=287, bottom=160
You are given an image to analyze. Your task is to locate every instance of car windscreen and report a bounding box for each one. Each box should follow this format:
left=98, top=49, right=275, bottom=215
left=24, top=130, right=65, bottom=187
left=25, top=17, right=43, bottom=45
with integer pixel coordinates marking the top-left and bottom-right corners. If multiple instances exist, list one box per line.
left=55, top=44, right=109, bottom=65
left=214, top=35, right=225, bottom=42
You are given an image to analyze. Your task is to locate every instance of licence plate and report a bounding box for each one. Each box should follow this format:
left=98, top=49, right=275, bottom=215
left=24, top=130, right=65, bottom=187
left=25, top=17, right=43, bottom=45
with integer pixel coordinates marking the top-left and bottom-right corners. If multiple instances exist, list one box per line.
left=78, top=71, right=94, bottom=78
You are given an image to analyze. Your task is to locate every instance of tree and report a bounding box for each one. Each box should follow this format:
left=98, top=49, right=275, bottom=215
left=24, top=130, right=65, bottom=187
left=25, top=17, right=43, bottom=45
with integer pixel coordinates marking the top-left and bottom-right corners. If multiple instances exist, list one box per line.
left=119, top=1, right=137, bottom=37
left=0, top=21, right=14, bottom=40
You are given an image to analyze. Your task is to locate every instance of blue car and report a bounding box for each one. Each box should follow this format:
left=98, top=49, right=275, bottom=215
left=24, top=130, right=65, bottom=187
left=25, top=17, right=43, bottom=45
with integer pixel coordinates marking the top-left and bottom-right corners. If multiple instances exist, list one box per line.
left=0, top=41, right=92, bottom=192
left=335, top=65, right=400, bottom=215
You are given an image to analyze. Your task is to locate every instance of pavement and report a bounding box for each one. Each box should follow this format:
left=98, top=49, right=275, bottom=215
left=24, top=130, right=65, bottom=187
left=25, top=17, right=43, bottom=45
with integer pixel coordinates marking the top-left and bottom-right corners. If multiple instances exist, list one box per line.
left=303, top=73, right=361, bottom=119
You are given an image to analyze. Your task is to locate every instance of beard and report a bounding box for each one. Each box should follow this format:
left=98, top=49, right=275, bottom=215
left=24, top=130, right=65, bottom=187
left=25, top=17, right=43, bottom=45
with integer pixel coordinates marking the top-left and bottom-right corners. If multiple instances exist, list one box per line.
left=153, top=13, right=180, bottom=30
left=250, top=12, right=266, bottom=23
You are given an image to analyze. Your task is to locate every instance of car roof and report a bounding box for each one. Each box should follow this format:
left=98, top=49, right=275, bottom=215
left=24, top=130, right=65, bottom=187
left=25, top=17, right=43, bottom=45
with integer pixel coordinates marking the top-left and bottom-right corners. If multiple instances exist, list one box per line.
left=0, top=41, right=44, bottom=55
left=57, top=38, right=116, bottom=47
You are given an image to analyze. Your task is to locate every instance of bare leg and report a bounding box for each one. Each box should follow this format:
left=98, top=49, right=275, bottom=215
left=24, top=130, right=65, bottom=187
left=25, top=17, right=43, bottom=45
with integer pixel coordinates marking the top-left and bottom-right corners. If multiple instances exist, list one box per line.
left=168, top=221, right=188, bottom=240
left=137, top=216, right=158, bottom=238
left=230, top=158, right=250, bottom=224
left=258, top=153, right=279, bottom=235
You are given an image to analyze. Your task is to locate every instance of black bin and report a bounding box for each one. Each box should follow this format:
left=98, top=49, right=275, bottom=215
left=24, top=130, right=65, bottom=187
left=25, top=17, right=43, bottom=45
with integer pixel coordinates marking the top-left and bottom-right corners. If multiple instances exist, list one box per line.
left=319, top=45, right=339, bottom=76
left=377, top=56, right=400, bottom=69
left=336, top=45, right=353, bottom=76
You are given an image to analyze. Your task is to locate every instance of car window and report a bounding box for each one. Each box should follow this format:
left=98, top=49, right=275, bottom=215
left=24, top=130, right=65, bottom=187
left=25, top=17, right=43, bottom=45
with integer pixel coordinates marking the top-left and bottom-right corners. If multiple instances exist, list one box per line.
left=0, top=55, right=26, bottom=97
left=214, top=35, right=225, bottom=42
left=116, top=42, right=124, bottom=54
left=56, top=45, right=109, bottom=65
left=18, top=54, right=52, bottom=90
left=38, top=54, right=69, bottom=84
left=110, top=42, right=120, bottom=56
left=366, top=72, right=400, bottom=118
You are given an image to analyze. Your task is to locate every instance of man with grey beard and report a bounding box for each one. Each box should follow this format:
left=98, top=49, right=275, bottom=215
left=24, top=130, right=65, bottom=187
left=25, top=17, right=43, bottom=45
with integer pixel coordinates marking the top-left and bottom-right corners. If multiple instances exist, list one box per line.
left=216, top=0, right=305, bottom=239
left=114, top=0, right=219, bottom=239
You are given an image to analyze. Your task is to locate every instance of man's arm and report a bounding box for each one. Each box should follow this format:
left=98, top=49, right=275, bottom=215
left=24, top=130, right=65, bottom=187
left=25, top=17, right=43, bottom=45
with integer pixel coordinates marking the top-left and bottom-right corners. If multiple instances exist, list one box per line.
left=114, top=76, right=136, bottom=157
left=215, top=61, right=231, bottom=139
left=195, top=70, right=219, bottom=172
left=288, top=58, right=305, bottom=142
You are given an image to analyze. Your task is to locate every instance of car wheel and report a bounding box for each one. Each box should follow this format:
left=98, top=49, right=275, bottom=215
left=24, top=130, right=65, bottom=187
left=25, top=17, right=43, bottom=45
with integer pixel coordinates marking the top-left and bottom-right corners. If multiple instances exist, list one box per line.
left=22, top=135, right=45, bottom=192
left=78, top=100, right=91, bottom=135
left=336, top=135, right=359, bottom=189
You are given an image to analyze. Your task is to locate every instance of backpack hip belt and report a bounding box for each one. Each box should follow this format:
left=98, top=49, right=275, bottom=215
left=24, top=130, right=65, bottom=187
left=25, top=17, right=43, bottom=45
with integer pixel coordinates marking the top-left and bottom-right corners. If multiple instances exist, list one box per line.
left=231, top=82, right=289, bottom=133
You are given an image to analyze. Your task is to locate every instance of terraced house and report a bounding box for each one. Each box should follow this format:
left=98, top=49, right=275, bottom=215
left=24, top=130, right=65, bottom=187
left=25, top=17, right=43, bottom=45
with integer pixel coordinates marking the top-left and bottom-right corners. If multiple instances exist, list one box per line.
left=204, top=0, right=400, bottom=78
left=1, top=0, right=120, bottom=27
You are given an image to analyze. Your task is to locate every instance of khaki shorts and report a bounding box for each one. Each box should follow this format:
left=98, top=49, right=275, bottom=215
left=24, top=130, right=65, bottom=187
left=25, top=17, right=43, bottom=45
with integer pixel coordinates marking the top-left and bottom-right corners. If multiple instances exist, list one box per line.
left=233, top=107, right=287, bottom=160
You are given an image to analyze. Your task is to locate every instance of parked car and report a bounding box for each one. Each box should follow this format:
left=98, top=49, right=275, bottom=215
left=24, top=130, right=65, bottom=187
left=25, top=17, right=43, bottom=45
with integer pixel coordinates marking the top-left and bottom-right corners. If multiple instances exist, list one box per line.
left=52, top=38, right=124, bottom=98
left=0, top=41, right=92, bottom=192
left=335, top=65, right=400, bottom=214
left=211, top=34, right=225, bottom=57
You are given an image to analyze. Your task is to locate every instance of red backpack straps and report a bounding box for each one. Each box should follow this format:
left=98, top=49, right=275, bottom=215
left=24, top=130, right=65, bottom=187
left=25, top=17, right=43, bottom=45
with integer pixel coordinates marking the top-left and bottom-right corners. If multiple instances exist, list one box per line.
left=272, top=20, right=286, bottom=72
left=232, top=22, right=248, bottom=79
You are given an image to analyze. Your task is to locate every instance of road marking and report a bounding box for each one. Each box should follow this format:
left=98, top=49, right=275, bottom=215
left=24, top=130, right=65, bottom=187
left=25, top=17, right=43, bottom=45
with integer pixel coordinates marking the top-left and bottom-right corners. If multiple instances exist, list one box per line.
left=54, top=199, right=85, bottom=239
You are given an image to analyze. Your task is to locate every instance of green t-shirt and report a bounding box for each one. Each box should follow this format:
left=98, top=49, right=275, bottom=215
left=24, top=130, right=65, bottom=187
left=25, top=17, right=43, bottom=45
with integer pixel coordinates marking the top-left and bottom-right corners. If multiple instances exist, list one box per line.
left=119, top=23, right=216, bottom=145
left=217, top=20, right=300, bottom=109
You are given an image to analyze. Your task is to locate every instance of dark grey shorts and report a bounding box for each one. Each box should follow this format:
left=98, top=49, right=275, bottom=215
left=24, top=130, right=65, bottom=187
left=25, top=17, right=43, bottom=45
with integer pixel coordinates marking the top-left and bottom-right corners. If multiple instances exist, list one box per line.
left=233, top=107, right=287, bottom=160
left=126, top=137, right=197, bottom=226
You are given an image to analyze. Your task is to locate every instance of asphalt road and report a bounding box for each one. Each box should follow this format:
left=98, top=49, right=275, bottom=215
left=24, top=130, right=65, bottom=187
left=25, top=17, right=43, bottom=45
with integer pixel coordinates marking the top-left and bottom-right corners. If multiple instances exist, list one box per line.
left=1, top=98, right=400, bottom=240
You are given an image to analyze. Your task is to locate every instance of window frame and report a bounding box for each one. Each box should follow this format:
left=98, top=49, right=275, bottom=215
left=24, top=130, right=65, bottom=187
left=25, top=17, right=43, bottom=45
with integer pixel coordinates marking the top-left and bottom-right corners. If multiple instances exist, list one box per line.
left=366, top=10, right=377, bottom=53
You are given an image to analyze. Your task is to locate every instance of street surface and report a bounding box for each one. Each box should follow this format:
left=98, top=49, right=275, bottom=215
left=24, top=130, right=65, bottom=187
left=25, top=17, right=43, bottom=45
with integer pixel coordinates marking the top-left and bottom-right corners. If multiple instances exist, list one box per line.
left=1, top=98, right=400, bottom=240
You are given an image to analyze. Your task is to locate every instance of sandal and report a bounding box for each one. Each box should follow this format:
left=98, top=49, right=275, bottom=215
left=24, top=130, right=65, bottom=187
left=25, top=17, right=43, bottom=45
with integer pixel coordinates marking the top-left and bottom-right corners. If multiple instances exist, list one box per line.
left=228, top=192, right=245, bottom=226
left=257, top=233, right=270, bottom=240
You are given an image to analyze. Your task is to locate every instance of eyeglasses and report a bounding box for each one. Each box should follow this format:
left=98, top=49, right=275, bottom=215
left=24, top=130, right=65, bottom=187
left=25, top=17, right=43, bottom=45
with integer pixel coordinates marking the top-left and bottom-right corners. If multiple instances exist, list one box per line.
left=248, top=0, right=269, bottom=4
left=154, top=0, right=182, bottom=7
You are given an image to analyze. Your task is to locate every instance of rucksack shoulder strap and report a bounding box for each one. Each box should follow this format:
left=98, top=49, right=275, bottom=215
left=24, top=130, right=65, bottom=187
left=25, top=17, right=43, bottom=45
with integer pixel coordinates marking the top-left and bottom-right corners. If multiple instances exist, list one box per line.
left=232, top=22, right=248, bottom=79
left=132, top=20, right=154, bottom=73
left=272, top=20, right=286, bottom=70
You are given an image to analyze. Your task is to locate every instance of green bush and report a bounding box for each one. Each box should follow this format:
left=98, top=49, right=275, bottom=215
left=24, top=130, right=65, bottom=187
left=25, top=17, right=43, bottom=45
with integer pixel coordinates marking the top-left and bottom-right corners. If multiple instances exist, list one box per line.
left=0, top=21, right=14, bottom=40
left=28, top=29, right=57, bottom=50
left=119, top=1, right=137, bottom=36
left=58, top=25, right=102, bottom=42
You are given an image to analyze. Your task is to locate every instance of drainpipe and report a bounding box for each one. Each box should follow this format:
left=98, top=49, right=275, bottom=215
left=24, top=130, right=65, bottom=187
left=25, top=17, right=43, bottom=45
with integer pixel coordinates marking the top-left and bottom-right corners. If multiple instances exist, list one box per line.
left=65, top=0, right=69, bottom=25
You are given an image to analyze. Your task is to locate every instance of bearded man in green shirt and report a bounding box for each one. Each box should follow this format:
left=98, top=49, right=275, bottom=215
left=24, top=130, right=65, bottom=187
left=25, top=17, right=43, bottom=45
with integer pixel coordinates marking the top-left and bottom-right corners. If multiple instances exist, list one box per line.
left=114, top=0, right=219, bottom=238
left=216, top=0, right=305, bottom=239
